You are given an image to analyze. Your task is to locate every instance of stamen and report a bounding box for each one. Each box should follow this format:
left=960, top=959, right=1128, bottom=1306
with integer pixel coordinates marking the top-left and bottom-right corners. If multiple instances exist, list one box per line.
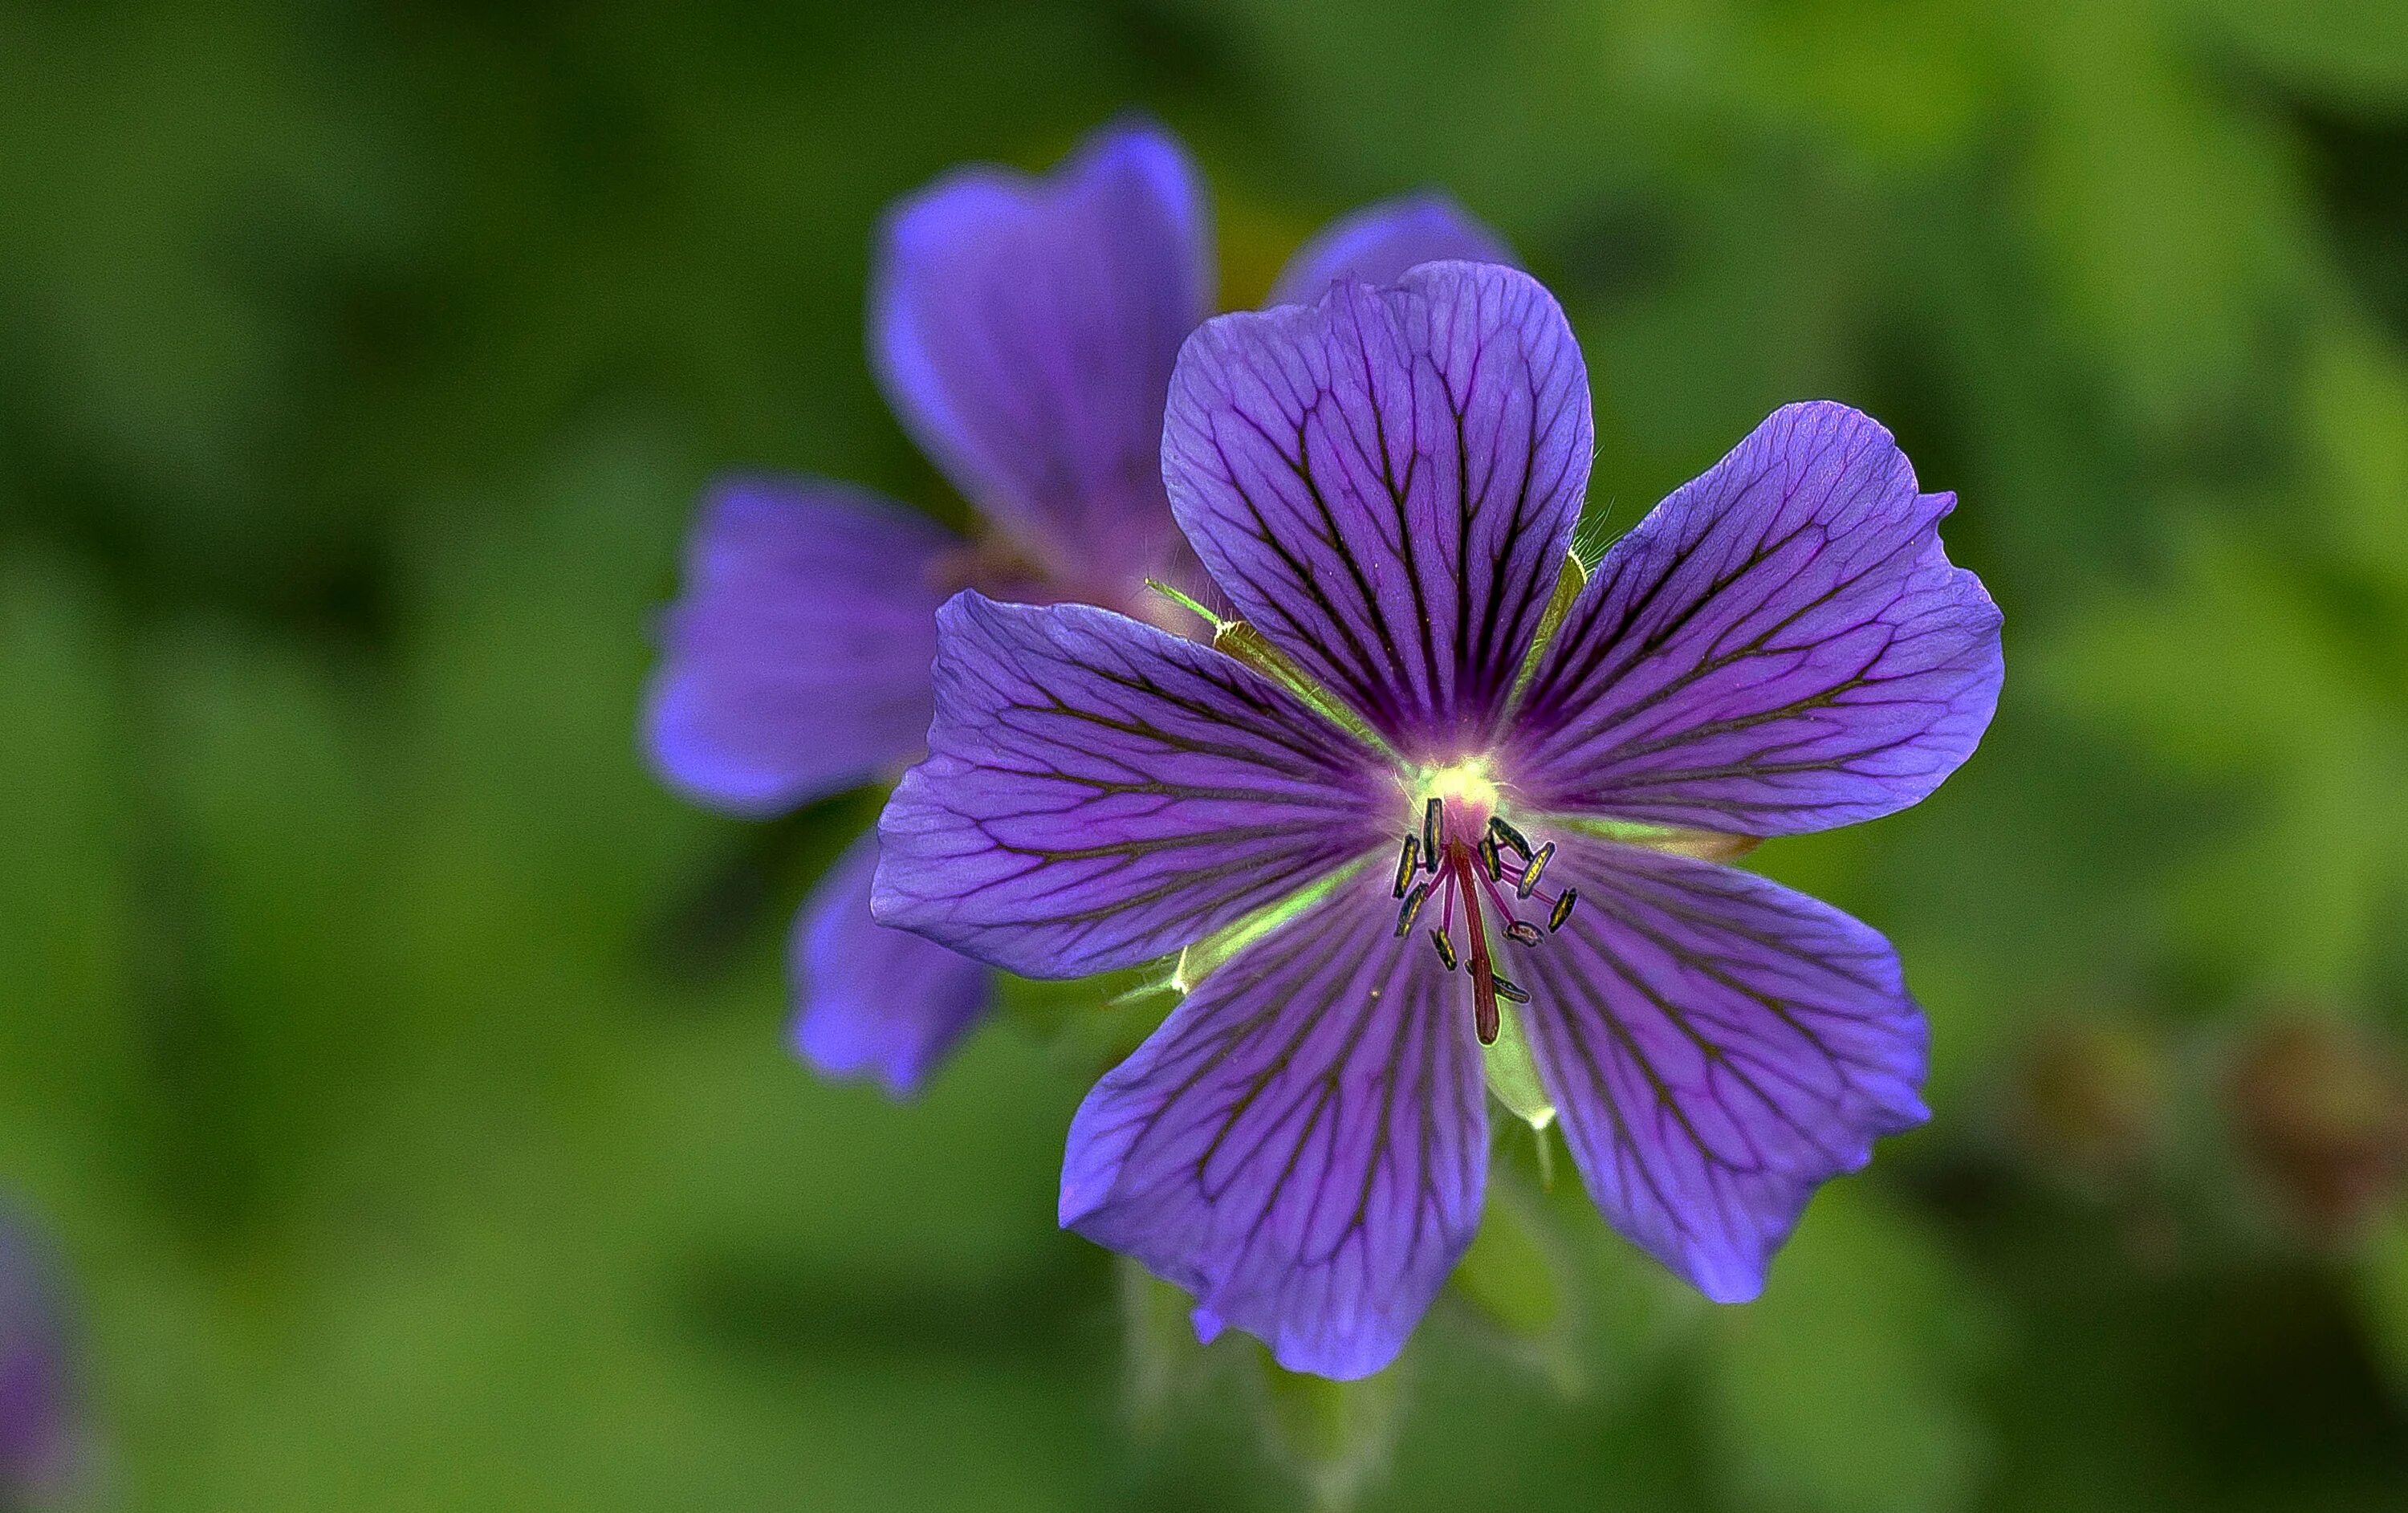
left=1401, top=796, right=1572, bottom=1043
left=1515, top=842, right=1554, bottom=900
left=1548, top=889, right=1579, bottom=933
left=1487, top=816, right=1532, bottom=860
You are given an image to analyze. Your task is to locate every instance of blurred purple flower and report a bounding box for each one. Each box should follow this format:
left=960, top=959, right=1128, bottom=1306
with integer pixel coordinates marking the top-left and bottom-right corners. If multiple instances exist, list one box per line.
left=874, top=262, right=2003, bottom=1377
left=643, top=119, right=1515, bottom=1096
left=0, top=1210, right=75, bottom=1503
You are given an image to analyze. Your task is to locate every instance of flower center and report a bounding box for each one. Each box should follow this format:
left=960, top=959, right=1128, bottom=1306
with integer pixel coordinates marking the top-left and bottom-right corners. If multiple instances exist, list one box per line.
left=1388, top=792, right=1579, bottom=1046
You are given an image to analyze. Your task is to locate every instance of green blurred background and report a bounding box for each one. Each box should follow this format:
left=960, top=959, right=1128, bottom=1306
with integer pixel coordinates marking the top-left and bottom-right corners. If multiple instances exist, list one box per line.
left=5, top=1, right=2408, bottom=1508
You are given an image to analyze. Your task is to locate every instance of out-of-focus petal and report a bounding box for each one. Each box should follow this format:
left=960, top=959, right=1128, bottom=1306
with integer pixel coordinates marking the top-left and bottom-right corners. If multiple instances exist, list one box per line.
left=790, top=831, right=993, bottom=1097
left=1267, top=192, right=1516, bottom=307
left=1517, top=835, right=1928, bottom=1302
left=871, top=118, right=1207, bottom=585
left=0, top=1210, right=74, bottom=1500
left=1060, top=881, right=1487, bottom=1379
left=1163, top=262, right=1589, bottom=755
left=1505, top=402, right=2003, bottom=835
left=644, top=478, right=957, bottom=817
left=873, top=593, right=1389, bottom=978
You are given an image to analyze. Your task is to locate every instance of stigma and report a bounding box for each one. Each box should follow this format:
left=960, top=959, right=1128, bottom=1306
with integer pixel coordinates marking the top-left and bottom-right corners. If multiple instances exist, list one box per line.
left=1389, top=795, right=1578, bottom=1045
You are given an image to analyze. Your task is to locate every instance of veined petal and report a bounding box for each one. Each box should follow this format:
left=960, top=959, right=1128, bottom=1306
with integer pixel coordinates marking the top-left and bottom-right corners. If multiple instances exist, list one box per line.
left=871, top=117, right=1206, bottom=585
left=1163, top=262, right=1590, bottom=755
left=1504, top=402, right=2003, bottom=834
left=1516, top=836, right=1927, bottom=1302
left=790, top=831, right=993, bottom=1097
left=1267, top=192, right=1517, bottom=307
left=1060, top=879, right=1487, bottom=1379
left=873, top=593, right=1389, bottom=978
left=644, top=478, right=955, bottom=817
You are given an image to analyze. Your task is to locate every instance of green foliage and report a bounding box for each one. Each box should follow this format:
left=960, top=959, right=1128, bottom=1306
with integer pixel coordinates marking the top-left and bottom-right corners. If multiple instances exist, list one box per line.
left=1704, top=1188, right=1991, bottom=1513
left=3, top=1, right=2408, bottom=1509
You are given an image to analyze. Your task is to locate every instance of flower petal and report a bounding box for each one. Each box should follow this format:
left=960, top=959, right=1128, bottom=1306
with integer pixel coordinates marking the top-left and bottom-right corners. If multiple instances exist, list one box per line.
left=790, top=830, right=993, bottom=1097
left=1505, top=402, right=2003, bottom=834
left=1060, top=881, right=1487, bottom=1379
left=873, top=593, right=1389, bottom=978
left=0, top=1211, right=73, bottom=1495
left=1267, top=192, right=1517, bottom=307
left=1515, top=836, right=1928, bottom=1302
left=644, top=478, right=955, bottom=817
left=1164, top=262, right=1590, bottom=754
left=871, top=117, right=1206, bottom=585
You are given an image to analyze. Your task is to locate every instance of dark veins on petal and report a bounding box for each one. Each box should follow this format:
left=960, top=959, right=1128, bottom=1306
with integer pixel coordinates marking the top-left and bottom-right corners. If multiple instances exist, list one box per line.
left=1506, top=401, right=2002, bottom=836
left=1164, top=263, right=1589, bottom=753
left=1515, top=837, right=1927, bottom=1302
left=877, top=596, right=1389, bottom=979
left=1060, top=881, right=1487, bottom=1379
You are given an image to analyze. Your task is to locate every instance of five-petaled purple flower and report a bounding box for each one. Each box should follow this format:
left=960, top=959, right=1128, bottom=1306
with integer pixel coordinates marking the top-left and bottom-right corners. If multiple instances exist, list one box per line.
left=873, top=262, right=2003, bottom=1377
left=641, top=120, right=1513, bottom=1094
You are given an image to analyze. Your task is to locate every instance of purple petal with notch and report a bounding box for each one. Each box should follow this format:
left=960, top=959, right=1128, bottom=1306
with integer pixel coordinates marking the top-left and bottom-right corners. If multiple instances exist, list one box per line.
left=1060, top=879, right=1487, bottom=1379
left=1504, top=401, right=2003, bottom=835
left=1268, top=191, right=1516, bottom=307
left=871, top=118, right=1207, bottom=586
left=791, top=831, right=994, bottom=1097
left=873, top=593, right=1389, bottom=978
left=1514, top=835, right=1928, bottom=1302
left=1163, top=262, right=1589, bottom=755
left=644, top=478, right=958, bottom=818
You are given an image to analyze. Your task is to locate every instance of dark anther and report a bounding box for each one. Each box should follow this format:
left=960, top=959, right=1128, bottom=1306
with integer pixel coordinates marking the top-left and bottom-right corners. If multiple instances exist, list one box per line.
left=1548, top=889, right=1579, bottom=933
left=1487, top=816, right=1532, bottom=860
left=1394, top=881, right=1430, bottom=937
left=1515, top=842, right=1554, bottom=900
left=1392, top=835, right=1419, bottom=898
left=1505, top=920, right=1542, bottom=946
left=1479, top=832, right=1503, bottom=883
left=1428, top=929, right=1458, bottom=971
left=1492, top=974, right=1531, bottom=1005
left=1422, top=798, right=1442, bottom=871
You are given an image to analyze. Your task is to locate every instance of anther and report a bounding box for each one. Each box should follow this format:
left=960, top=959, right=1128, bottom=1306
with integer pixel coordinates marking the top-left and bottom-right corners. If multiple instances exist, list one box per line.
left=1479, top=832, right=1503, bottom=883
left=1391, top=835, right=1419, bottom=898
left=1428, top=929, right=1458, bottom=971
left=1422, top=799, right=1442, bottom=872
left=1505, top=920, right=1542, bottom=947
left=1394, top=881, right=1430, bottom=937
left=1487, top=816, right=1532, bottom=860
left=1548, top=889, right=1579, bottom=933
left=1515, top=842, right=1554, bottom=900
left=1492, top=974, right=1531, bottom=1005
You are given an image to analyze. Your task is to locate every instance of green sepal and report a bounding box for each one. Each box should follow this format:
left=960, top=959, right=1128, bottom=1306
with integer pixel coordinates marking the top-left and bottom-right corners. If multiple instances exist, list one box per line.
left=1551, top=812, right=1760, bottom=861
left=1117, top=1256, right=1215, bottom=1437
left=1254, top=1349, right=1405, bottom=1511
left=1214, top=620, right=1393, bottom=757
left=1483, top=1001, right=1556, bottom=1132
left=1505, top=550, right=1590, bottom=708
left=1173, top=861, right=1367, bottom=993
left=1448, top=1177, right=1583, bottom=1393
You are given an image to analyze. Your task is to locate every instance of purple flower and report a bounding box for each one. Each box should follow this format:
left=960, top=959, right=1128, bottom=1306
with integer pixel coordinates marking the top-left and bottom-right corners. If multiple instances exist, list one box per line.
left=873, top=262, right=2003, bottom=1377
left=641, top=118, right=1515, bottom=1096
left=0, top=1209, right=75, bottom=1503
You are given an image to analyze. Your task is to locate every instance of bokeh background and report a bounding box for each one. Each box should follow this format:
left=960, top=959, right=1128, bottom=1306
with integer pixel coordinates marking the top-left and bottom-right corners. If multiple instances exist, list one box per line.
left=5, top=1, right=2408, bottom=1508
